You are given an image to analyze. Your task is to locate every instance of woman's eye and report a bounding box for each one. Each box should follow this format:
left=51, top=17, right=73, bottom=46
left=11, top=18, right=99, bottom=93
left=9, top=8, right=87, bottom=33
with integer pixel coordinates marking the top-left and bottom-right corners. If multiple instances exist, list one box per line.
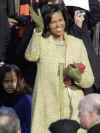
left=4, top=80, right=17, bottom=83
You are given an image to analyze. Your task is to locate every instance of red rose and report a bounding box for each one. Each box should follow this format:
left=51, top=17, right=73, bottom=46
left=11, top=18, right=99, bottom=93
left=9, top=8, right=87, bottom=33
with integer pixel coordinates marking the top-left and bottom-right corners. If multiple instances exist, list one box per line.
left=64, top=76, right=72, bottom=86
left=71, top=63, right=86, bottom=74
left=63, top=63, right=85, bottom=86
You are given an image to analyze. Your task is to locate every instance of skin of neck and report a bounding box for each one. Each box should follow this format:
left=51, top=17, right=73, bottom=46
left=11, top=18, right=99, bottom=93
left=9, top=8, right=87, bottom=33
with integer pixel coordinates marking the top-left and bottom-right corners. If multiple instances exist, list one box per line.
left=52, top=34, right=65, bottom=41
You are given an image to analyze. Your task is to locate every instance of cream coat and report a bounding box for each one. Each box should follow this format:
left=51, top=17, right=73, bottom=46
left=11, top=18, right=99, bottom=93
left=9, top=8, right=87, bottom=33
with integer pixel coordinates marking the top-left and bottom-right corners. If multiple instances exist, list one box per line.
left=25, top=31, right=94, bottom=133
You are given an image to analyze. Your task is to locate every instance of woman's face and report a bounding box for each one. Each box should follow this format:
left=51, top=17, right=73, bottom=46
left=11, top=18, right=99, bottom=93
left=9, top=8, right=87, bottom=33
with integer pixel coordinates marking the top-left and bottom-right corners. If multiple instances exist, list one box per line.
left=49, top=10, right=65, bottom=40
left=2, top=71, right=17, bottom=93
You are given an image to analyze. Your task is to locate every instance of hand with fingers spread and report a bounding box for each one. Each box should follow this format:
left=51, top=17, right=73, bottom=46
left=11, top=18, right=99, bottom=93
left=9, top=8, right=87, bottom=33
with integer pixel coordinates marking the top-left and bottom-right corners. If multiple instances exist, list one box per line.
left=29, top=6, right=44, bottom=32
left=74, top=10, right=85, bottom=28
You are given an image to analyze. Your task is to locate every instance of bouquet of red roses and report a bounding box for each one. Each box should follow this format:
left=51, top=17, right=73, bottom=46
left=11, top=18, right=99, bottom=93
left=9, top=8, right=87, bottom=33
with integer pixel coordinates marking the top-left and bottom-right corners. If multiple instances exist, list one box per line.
left=63, top=63, right=86, bottom=86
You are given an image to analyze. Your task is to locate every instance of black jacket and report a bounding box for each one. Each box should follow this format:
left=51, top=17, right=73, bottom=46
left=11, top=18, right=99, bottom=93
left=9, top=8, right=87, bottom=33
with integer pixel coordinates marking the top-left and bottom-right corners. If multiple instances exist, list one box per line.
left=88, top=123, right=100, bottom=133
left=0, top=0, right=10, bottom=61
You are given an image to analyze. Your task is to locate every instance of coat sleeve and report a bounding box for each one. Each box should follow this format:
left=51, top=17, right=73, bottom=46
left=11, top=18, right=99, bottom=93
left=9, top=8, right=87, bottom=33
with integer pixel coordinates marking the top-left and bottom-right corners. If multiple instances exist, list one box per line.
left=25, top=30, right=41, bottom=62
left=7, top=0, right=16, bottom=17
left=75, top=40, right=95, bottom=88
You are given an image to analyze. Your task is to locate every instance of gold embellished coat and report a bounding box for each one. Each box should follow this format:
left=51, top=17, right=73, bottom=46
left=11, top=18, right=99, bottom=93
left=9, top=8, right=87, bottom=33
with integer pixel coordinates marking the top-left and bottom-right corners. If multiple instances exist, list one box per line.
left=25, top=31, right=94, bottom=133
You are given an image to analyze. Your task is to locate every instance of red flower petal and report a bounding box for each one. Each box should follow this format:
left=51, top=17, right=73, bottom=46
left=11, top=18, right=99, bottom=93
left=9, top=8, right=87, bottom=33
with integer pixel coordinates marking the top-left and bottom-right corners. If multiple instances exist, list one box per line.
left=77, top=63, right=86, bottom=74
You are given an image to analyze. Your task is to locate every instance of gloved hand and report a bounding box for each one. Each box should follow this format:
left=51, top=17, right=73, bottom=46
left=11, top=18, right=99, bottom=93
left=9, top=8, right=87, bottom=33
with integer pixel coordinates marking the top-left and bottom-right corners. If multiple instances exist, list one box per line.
left=29, top=6, right=44, bottom=32
left=63, top=64, right=81, bottom=83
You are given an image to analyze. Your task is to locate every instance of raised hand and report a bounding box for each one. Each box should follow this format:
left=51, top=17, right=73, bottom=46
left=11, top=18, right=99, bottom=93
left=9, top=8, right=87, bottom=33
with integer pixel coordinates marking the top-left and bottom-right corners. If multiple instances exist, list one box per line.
left=29, top=6, right=44, bottom=32
left=74, top=10, right=85, bottom=28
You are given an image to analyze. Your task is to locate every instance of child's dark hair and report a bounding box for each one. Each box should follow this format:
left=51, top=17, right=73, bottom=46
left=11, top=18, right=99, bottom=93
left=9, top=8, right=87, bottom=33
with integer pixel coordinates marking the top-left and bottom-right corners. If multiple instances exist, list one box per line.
left=0, top=64, right=32, bottom=95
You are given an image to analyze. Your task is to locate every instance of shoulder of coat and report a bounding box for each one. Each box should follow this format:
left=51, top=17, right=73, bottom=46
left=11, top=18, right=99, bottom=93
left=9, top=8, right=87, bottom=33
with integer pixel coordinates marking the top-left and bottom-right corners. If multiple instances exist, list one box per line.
left=67, top=34, right=83, bottom=43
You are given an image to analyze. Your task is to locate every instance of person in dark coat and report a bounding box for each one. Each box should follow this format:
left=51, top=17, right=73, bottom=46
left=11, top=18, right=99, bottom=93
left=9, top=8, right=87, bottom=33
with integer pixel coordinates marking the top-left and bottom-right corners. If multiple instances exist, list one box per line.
left=78, top=93, right=100, bottom=132
left=0, top=64, right=32, bottom=133
left=92, top=21, right=100, bottom=57
left=0, top=0, right=10, bottom=65
left=0, top=0, right=19, bottom=66
left=49, top=119, right=80, bottom=133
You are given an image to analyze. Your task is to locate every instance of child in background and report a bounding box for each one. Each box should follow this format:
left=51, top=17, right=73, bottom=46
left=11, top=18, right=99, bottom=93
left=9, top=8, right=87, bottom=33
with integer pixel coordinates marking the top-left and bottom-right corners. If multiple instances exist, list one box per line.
left=0, top=64, right=32, bottom=133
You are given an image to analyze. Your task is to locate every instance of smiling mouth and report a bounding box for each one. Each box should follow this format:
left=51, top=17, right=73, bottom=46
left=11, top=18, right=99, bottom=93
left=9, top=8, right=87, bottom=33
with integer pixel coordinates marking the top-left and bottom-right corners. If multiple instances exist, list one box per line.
left=56, top=28, right=63, bottom=31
